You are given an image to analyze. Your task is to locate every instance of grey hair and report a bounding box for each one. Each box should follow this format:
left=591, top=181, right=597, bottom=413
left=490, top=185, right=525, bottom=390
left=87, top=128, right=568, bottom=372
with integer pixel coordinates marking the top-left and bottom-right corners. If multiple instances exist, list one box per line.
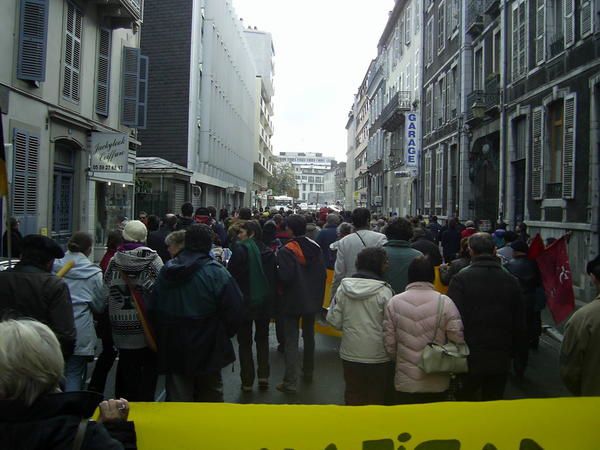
left=0, top=319, right=64, bottom=406
left=165, top=230, right=186, bottom=247
left=337, top=222, right=354, bottom=237
left=326, top=214, right=341, bottom=226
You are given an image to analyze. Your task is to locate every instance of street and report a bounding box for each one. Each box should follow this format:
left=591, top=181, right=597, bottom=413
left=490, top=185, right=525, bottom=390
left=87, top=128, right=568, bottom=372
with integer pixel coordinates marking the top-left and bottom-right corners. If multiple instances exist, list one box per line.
left=96, top=323, right=570, bottom=404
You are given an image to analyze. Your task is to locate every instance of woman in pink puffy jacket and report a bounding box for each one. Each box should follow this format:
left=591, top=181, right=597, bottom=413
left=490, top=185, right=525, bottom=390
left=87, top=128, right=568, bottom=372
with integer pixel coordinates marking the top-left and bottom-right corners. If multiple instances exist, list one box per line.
left=383, top=256, right=465, bottom=404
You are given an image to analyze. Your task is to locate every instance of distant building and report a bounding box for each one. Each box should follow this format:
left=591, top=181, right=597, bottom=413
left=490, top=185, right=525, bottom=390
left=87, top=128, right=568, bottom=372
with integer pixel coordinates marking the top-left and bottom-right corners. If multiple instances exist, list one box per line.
left=277, top=152, right=335, bottom=202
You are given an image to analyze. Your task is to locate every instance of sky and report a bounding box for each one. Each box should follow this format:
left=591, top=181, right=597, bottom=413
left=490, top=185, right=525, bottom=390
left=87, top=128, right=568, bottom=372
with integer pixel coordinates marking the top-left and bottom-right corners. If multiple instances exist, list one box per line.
left=232, top=0, right=395, bottom=163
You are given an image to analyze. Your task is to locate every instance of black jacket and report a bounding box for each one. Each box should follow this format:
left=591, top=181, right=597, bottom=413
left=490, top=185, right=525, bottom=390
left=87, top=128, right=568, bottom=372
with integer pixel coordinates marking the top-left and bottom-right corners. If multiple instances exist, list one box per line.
left=411, top=237, right=443, bottom=266
left=0, top=392, right=135, bottom=450
left=0, top=263, right=76, bottom=358
left=227, top=241, right=277, bottom=320
left=316, top=225, right=338, bottom=269
left=441, top=228, right=461, bottom=260
left=447, top=255, right=527, bottom=375
left=147, top=227, right=172, bottom=262
left=2, top=229, right=23, bottom=258
left=148, top=250, right=244, bottom=376
left=277, top=236, right=327, bottom=316
left=505, top=256, right=541, bottom=309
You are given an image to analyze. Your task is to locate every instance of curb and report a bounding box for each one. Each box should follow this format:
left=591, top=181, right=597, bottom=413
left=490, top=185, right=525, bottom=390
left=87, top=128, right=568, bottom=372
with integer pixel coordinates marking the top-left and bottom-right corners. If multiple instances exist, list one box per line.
left=543, top=325, right=564, bottom=344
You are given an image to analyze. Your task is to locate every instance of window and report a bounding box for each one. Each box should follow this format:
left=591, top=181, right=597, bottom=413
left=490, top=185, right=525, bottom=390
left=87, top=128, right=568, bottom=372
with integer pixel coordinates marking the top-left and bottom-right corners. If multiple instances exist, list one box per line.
left=438, top=76, right=446, bottom=126
left=548, top=100, right=564, bottom=185
left=17, top=0, right=49, bottom=82
left=425, top=86, right=433, bottom=133
left=449, top=65, right=458, bottom=118
left=513, top=116, right=527, bottom=160
left=96, top=27, right=111, bottom=116
left=535, top=0, right=546, bottom=64
left=435, top=146, right=444, bottom=208
left=451, top=0, right=460, bottom=33
left=474, top=47, right=484, bottom=90
left=511, top=0, right=528, bottom=81
left=399, top=17, right=405, bottom=57
left=438, top=1, right=446, bottom=53
left=424, top=151, right=432, bottom=208
left=415, top=0, right=420, bottom=32
left=531, top=108, right=544, bottom=199
left=493, top=28, right=502, bottom=73
left=405, top=6, right=411, bottom=44
left=63, top=1, right=83, bottom=102
left=426, top=17, right=434, bottom=65
left=309, top=184, right=314, bottom=191
left=580, top=0, right=594, bottom=38
left=308, top=176, right=314, bottom=183
left=394, top=23, right=400, bottom=64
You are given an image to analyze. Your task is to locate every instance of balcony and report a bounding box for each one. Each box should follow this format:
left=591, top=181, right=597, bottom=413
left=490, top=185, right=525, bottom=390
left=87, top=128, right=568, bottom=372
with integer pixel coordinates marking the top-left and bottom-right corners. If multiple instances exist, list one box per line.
left=381, top=91, right=411, bottom=132
left=466, top=0, right=484, bottom=36
left=466, top=90, right=501, bottom=121
left=484, top=0, right=500, bottom=17
left=96, top=0, right=143, bottom=26
left=545, top=183, right=563, bottom=199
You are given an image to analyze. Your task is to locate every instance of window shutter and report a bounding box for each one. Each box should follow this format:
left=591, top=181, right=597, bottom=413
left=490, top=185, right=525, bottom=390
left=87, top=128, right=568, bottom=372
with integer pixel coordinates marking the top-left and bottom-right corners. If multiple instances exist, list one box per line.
left=63, top=2, right=82, bottom=102
left=564, top=0, right=575, bottom=47
left=531, top=108, right=544, bottom=200
left=562, top=94, right=576, bottom=199
left=440, top=76, right=446, bottom=124
left=535, top=0, right=546, bottom=65
left=445, top=70, right=451, bottom=121
left=433, top=81, right=440, bottom=129
left=405, top=8, right=411, bottom=44
left=580, top=0, right=593, bottom=37
left=96, top=27, right=111, bottom=116
left=12, top=128, right=39, bottom=235
left=121, top=46, right=140, bottom=127
left=518, top=3, right=527, bottom=77
left=137, top=55, right=149, bottom=128
left=512, top=6, right=519, bottom=80
left=17, top=0, right=48, bottom=82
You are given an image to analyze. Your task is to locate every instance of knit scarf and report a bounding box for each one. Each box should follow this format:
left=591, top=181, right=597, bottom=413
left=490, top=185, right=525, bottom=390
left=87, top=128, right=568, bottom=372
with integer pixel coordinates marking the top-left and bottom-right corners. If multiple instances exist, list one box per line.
left=240, top=238, right=269, bottom=307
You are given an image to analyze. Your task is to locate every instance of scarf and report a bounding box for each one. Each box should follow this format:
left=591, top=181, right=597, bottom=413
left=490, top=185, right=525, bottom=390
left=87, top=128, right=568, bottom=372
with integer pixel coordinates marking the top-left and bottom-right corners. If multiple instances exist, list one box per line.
left=240, top=238, right=269, bottom=307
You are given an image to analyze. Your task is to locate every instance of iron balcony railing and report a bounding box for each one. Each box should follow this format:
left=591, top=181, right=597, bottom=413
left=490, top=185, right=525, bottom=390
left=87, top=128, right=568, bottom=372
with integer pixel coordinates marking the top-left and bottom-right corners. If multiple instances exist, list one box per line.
left=545, top=183, right=563, bottom=199
left=484, top=0, right=500, bottom=16
left=381, top=91, right=411, bottom=131
left=466, top=90, right=501, bottom=120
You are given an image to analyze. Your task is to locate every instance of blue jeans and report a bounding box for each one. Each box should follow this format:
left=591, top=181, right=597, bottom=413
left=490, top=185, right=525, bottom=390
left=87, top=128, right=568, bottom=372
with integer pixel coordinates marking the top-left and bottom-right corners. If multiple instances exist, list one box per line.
left=64, top=355, right=89, bottom=392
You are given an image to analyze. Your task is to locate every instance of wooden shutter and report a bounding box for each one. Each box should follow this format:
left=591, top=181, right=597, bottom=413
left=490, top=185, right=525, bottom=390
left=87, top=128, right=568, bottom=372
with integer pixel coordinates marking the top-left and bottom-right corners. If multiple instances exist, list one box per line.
left=531, top=108, right=544, bottom=200
left=63, top=2, right=82, bottom=102
left=512, top=6, right=519, bottom=80
left=562, top=94, right=576, bottom=199
left=405, top=7, right=411, bottom=44
left=580, top=0, right=593, bottom=37
left=96, top=27, right=111, bottom=116
left=564, top=0, right=576, bottom=47
left=12, top=129, right=39, bottom=235
left=17, top=0, right=48, bottom=82
left=121, top=46, right=140, bottom=126
left=137, top=55, right=149, bottom=128
left=434, top=81, right=440, bottom=129
left=535, top=0, right=546, bottom=65
left=518, top=2, right=527, bottom=77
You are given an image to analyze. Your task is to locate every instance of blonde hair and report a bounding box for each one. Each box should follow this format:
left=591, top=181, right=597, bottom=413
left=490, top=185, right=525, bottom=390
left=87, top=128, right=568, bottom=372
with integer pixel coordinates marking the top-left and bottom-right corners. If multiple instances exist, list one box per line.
left=0, top=320, right=64, bottom=406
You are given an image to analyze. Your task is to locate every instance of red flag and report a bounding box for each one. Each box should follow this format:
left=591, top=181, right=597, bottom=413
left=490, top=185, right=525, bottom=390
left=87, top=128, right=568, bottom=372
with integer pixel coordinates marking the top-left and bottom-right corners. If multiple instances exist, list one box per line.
left=528, top=233, right=545, bottom=260
left=536, top=236, right=575, bottom=324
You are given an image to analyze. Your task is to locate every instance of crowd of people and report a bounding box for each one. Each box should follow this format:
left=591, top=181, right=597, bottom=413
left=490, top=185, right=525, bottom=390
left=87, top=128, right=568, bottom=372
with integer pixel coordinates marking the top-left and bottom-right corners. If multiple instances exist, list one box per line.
left=0, top=203, right=599, bottom=448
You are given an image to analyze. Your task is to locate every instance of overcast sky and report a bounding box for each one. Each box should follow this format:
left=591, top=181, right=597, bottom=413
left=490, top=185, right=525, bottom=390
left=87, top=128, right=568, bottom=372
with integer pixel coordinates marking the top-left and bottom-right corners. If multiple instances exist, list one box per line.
left=232, top=0, right=395, bottom=163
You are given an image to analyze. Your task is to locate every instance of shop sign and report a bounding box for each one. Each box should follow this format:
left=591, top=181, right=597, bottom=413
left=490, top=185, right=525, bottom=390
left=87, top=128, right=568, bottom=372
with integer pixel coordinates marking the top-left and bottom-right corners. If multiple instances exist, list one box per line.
left=90, top=132, right=128, bottom=173
left=405, top=112, right=420, bottom=171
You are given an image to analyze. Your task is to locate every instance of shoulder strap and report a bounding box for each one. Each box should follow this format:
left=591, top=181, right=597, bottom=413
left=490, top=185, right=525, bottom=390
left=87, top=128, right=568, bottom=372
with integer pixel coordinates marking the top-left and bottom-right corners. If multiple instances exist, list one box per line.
left=72, top=418, right=89, bottom=450
left=431, top=294, right=444, bottom=343
left=355, top=231, right=367, bottom=247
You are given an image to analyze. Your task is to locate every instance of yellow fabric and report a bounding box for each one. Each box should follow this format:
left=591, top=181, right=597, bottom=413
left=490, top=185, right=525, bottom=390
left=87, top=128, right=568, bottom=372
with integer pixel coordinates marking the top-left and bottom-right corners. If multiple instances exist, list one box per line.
left=434, top=265, right=448, bottom=295
left=117, top=398, right=600, bottom=449
left=315, top=268, right=342, bottom=337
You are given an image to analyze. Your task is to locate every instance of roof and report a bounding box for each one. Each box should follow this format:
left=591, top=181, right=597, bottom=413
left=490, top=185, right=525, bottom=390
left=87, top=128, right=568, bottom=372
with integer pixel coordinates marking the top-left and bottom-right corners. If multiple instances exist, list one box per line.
left=135, top=157, right=193, bottom=176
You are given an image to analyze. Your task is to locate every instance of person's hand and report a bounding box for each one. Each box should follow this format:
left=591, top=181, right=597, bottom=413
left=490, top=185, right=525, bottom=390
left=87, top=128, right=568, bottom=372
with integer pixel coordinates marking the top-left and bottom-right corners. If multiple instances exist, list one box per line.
left=98, top=398, right=129, bottom=423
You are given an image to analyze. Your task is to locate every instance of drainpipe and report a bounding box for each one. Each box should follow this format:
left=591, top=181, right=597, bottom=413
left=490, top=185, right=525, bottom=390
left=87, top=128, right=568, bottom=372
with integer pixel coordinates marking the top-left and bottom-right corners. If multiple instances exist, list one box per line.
left=498, top=0, right=509, bottom=225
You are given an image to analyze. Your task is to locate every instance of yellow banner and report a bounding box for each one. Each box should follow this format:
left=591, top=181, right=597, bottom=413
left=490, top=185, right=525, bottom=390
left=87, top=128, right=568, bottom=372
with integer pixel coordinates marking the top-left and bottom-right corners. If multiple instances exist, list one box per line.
left=124, top=398, right=599, bottom=449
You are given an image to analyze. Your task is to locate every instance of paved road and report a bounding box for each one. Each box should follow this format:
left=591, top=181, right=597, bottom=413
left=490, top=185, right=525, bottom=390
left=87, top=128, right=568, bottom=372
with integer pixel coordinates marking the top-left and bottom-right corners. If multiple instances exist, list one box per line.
left=94, top=323, right=570, bottom=404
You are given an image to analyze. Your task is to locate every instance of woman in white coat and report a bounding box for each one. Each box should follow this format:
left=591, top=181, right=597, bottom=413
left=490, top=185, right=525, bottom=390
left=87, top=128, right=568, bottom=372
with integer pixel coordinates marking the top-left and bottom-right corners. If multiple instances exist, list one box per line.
left=54, top=232, right=107, bottom=391
left=327, top=247, right=394, bottom=405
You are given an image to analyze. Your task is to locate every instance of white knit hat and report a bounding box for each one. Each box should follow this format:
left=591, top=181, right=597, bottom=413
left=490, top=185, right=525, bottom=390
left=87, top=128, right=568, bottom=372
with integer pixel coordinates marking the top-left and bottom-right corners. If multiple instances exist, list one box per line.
left=122, top=220, right=147, bottom=243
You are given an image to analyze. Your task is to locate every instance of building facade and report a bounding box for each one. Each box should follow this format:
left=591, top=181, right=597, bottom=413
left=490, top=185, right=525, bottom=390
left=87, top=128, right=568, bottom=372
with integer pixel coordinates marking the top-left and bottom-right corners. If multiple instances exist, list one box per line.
left=139, top=0, right=261, bottom=211
left=1, top=0, right=145, bottom=257
left=277, top=151, right=335, bottom=203
left=244, top=26, right=275, bottom=209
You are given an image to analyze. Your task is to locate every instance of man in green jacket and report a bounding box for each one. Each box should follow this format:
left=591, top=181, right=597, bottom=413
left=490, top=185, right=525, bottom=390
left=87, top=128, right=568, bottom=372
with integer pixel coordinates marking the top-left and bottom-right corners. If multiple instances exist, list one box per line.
left=382, top=217, right=422, bottom=294
left=560, top=255, right=600, bottom=396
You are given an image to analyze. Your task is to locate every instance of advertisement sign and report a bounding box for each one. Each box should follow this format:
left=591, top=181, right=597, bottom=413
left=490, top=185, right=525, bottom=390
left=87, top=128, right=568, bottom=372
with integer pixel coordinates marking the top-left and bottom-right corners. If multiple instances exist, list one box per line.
left=90, top=132, right=128, bottom=173
left=405, top=112, right=420, bottom=172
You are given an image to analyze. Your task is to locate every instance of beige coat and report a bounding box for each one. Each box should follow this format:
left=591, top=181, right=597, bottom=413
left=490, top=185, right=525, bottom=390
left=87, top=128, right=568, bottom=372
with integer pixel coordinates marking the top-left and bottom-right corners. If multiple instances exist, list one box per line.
left=560, top=293, right=600, bottom=396
left=383, top=282, right=464, bottom=393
